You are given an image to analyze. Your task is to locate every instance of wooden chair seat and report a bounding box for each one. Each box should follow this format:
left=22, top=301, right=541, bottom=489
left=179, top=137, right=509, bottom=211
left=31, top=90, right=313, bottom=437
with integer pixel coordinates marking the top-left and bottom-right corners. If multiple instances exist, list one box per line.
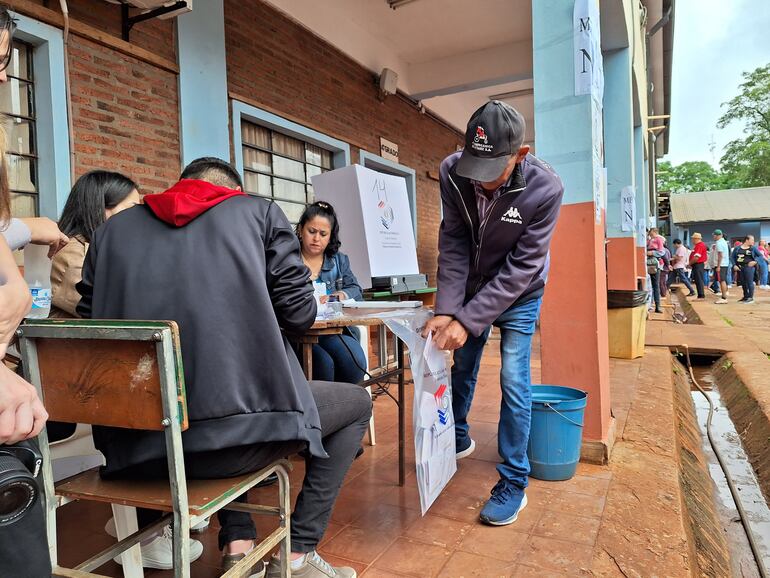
left=57, top=465, right=280, bottom=517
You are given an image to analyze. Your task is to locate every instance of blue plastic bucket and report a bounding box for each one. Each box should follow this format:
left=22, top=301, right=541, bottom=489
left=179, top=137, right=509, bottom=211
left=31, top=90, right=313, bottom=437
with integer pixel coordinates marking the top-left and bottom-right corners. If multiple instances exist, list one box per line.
left=527, top=385, right=587, bottom=481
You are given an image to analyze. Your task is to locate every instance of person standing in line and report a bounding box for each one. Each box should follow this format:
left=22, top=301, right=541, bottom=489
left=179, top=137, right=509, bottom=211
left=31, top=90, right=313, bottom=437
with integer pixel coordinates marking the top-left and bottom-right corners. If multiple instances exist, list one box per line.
left=659, top=238, right=672, bottom=298
left=756, top=239, right=769, bottom=289
left=688, top=232, right=708, bottom=299
left=731, top=235, right=762, bottom=304
left=647, top=229, right=664, bottom=313
left=670, top=239, right=695, bottom=296
left=713, top=229, right=730, bottom=304
left=424, top=101, right=564, bottom=526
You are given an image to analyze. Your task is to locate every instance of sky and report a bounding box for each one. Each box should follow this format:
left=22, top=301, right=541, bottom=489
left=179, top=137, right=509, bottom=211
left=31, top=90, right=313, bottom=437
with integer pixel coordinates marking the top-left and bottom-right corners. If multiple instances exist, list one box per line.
left=664, top=0, right=770, bottom=168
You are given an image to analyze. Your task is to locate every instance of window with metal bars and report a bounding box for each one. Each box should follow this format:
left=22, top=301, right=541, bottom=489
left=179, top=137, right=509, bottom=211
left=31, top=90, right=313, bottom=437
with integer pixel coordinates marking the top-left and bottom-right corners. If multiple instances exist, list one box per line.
left=240, top=120, right=333, bottom=224
left=0, top=40, right=38, bottom=217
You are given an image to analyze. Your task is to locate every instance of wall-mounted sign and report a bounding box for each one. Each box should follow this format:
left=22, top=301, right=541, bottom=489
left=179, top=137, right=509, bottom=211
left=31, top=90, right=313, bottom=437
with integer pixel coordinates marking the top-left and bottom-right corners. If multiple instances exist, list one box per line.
left=380, top=137, right=399, bottom=163
left=573, top=0, right=604, bottom=98
left=621, top=186, right=636, bottom=232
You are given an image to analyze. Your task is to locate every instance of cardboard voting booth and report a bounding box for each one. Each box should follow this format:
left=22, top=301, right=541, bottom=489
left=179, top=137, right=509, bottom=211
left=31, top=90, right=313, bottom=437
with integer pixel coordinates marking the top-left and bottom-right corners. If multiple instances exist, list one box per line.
left=311, top=165, right=419, bottom=289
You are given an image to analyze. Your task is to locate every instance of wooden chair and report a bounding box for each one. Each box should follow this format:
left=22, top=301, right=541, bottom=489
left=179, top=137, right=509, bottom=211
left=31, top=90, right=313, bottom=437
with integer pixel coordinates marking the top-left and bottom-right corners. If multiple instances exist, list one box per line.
left=18, top=319, right=291, bottom=578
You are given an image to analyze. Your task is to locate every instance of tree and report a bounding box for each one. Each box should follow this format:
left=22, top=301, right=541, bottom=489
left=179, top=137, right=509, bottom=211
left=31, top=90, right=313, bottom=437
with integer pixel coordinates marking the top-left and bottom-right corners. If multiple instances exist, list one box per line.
left=656, top=160, right=739, bottom=193
left=717, top=63, right=770, bottom=187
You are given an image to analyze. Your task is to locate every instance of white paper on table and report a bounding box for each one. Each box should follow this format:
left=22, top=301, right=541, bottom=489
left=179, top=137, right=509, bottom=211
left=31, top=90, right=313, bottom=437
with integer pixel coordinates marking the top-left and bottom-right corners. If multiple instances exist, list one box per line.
left=313, top=281, right=328, bottom=319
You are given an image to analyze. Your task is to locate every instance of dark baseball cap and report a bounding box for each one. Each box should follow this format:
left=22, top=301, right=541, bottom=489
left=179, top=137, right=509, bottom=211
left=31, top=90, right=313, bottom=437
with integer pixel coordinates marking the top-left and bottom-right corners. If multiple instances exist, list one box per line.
left=456, top=101, right=526, bottom=182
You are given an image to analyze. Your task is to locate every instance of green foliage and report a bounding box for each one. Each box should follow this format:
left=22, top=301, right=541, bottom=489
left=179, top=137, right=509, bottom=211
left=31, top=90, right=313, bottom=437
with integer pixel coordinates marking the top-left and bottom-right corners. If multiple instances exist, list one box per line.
left=716, top=63, right=770, bottom=187
left=656, top=160, right=740, bottom=193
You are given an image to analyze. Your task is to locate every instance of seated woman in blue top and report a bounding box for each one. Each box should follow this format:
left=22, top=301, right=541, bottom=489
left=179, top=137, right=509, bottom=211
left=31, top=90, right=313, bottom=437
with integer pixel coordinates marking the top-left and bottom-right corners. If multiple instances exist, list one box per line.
left=297, top=201, right=368, bottom=383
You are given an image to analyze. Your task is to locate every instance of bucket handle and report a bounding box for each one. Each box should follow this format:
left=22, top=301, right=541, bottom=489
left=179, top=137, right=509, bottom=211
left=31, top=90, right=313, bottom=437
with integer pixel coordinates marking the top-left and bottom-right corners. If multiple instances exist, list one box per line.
left=544, top=402, right=584, bottom=428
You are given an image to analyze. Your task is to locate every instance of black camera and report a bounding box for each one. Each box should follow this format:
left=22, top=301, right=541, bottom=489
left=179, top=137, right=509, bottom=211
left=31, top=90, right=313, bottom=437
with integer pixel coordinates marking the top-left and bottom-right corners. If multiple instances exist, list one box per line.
left=0, top=439, right=42, bottom=525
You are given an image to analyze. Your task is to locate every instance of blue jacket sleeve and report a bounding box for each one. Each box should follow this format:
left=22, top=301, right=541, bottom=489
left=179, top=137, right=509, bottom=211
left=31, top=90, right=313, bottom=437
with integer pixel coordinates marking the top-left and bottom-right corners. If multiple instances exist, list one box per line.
left=435, top=156, right=472, bottom=317
left=337, top=253, right=363, bottom=301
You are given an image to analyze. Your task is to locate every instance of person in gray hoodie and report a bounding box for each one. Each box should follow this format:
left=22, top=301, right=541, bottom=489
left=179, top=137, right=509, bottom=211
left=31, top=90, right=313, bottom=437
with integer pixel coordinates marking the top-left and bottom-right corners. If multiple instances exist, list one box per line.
left=423, top=101, right=563, bottom=527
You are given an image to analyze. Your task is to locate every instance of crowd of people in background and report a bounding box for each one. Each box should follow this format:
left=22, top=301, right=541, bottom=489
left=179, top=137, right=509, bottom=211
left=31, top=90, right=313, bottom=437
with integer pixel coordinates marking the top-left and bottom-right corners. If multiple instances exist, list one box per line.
left=646, top=227, right=770, bottom=310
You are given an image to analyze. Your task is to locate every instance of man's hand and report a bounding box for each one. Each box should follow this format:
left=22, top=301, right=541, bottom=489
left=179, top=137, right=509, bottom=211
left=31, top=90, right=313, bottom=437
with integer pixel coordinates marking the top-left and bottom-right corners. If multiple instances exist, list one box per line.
left=0, top=363, right=48, bottom=445
left=22, top=217, right=69, bottom=258
left=434, top=320, right=469, bottom=351
left=422, top=315, right=453, bottom=338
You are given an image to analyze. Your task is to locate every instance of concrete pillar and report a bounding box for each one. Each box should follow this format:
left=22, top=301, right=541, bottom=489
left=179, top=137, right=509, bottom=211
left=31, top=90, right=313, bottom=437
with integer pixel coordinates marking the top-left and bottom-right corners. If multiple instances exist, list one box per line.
left=176, top=0, right=231, bottom=167
left=634, top=126, right=647, bottom=279
left=533, top=0, right=614, bottom=462
left=604, top=47, right=637, bottom=290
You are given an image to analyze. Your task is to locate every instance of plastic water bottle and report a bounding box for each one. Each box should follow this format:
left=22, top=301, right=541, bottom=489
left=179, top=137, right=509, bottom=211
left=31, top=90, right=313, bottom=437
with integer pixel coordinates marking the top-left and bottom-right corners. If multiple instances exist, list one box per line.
left=23, top=244, right=52, bottom=319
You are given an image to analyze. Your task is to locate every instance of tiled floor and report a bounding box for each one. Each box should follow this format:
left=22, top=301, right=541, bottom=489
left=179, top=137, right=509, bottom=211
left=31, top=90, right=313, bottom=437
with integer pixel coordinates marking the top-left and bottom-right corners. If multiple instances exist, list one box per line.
left=56, top=335, right=616, bottom=577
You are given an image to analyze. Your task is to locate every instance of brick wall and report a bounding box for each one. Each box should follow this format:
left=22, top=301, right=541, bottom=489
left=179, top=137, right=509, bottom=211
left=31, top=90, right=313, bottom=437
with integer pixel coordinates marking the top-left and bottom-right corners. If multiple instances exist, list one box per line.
left=224, top=0, right=463, bottom=283
left=67, top=35, right=180, bottom=193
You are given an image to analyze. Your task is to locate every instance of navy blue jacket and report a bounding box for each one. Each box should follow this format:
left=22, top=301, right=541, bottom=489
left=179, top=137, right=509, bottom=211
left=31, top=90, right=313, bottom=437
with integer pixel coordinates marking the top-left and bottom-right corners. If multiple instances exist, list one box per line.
left=435, top=152, right=564, bottom=337
left=318, top=252, right=363, bottom=301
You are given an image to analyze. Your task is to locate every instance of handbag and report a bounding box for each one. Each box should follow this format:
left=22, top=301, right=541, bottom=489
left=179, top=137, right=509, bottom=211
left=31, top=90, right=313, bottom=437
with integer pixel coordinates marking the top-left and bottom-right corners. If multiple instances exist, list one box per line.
left=646, top=254, right=659, bottom=275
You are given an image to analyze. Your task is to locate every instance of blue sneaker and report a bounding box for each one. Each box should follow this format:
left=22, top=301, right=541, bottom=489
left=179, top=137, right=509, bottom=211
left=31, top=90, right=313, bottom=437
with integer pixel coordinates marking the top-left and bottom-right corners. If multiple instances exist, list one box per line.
left=479, top=480, right=528, bottom=526
left=455, top=437, right=476, bottom=459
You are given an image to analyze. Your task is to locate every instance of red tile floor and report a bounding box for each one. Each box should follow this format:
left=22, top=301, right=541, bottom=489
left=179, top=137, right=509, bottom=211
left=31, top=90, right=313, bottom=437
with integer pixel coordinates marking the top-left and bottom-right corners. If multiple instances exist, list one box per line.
left=57, top=334, right=615, bottom=577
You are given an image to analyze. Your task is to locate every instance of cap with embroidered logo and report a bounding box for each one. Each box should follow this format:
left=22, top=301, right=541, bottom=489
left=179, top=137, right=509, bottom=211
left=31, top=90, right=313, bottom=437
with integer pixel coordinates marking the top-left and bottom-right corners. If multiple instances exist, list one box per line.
left=456, top=100, right=526, bottom=183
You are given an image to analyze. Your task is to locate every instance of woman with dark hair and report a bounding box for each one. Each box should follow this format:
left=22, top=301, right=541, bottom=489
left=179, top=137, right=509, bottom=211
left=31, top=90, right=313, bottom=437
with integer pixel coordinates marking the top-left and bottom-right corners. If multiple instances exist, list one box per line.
left=296, top=201, right=367, bottom=384
left=51, top=170, right=140, bottom=317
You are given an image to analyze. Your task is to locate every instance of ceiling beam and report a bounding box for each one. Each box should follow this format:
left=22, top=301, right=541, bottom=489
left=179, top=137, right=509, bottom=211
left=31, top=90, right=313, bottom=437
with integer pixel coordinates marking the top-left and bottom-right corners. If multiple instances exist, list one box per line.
left=406, top=40, right=532, bottom=100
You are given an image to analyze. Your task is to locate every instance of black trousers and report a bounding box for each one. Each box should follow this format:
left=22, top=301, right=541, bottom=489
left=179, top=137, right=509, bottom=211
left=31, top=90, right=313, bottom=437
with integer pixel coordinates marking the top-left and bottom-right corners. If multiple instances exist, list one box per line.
left=740, top=265, right=756, bottom=300
left=649, top=270, right=661, bottom=309
left=691, top=262, right=705, bottom=298
left=118, top=381, right=372, bottom=553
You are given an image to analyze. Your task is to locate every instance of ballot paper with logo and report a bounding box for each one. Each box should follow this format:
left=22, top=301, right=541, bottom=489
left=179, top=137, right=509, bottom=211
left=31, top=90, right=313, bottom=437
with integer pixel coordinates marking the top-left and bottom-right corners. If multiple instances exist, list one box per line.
left=384, top=310, right=456, bottom=515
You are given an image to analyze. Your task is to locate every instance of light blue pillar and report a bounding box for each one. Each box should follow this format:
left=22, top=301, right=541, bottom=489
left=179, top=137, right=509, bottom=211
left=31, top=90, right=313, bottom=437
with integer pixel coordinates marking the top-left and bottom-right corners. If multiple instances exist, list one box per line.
left=634, top=126, right=647, bottom=247
left=176, top=0, right=230, bottom=167
left=534, top=0, right=612, bottom=446
left=532, top=4, right=598, bottom=205
left=604, top=48, right=635, bottom=239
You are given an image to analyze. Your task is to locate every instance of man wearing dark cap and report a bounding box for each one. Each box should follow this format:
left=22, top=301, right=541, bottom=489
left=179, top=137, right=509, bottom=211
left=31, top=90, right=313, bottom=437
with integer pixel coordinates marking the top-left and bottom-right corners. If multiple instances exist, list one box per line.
left=423, top=101, right=564, bottom=526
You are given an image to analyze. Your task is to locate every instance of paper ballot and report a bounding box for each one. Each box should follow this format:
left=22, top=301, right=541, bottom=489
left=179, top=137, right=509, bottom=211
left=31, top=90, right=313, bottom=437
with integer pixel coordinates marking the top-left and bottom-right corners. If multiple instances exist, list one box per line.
left=384, top=311, right=456, bottom=515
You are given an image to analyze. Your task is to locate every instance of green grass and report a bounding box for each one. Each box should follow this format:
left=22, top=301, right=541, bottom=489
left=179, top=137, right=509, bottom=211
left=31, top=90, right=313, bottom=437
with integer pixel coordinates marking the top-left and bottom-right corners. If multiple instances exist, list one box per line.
left=718, top=313, right=734, bottom=327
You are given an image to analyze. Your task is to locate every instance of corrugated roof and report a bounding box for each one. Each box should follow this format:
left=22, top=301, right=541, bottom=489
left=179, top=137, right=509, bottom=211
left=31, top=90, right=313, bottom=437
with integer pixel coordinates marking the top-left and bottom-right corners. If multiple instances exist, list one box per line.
left=669, top=187, right=770, bottom=224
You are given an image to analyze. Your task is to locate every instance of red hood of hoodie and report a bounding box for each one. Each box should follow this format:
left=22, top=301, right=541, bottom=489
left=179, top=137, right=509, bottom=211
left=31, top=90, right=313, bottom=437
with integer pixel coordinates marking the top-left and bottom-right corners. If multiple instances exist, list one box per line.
left=144, top=179, right=246, bottom=227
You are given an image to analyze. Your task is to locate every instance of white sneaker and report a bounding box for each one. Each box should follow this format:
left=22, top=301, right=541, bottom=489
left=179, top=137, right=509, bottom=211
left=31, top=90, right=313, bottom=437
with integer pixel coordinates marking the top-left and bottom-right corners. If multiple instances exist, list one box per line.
left=114, top=524, right=204, bottom=570
left=715, top=298, right=728, bottom=304
left=105, top=516, right=210, bottom=537
left=456, top=438, right=476, bottom=460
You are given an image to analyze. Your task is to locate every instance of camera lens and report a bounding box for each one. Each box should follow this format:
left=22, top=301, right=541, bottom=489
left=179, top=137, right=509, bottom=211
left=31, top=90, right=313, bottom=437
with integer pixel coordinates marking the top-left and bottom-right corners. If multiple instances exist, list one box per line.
left=0, top=455, right=38, bottom=525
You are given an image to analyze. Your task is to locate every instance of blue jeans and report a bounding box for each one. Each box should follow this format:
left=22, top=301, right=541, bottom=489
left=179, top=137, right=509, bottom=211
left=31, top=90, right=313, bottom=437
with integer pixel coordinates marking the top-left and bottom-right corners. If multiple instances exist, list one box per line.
left=740, top=265, right=756, bottom=299
left=452, top=297, right=542, bottom=489
left=758, top=258, right=769, bottom=286
left=313, top=334, right=366, bottom=384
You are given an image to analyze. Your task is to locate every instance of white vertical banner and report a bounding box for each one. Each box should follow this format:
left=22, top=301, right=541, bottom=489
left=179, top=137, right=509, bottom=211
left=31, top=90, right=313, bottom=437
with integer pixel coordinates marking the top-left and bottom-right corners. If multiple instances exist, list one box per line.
left=574, top=0, right=604, bottom=98
left=621, top=186, right=636, bottom=232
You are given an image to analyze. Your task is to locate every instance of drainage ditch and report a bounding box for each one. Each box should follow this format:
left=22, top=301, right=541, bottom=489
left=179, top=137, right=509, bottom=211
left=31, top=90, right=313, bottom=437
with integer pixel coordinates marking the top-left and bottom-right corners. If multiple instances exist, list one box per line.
left=679, top=352, right=770, bottom=577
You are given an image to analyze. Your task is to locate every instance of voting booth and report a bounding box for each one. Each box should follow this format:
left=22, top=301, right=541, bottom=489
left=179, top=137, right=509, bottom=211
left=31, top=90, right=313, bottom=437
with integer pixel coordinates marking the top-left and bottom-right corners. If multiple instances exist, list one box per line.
left=311, top=165, right=420, bottom=290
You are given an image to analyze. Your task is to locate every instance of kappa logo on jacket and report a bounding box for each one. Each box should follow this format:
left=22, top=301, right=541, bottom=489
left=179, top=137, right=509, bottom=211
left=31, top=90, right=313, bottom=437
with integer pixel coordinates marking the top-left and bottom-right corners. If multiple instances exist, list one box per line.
left=501, top=206, right=522, bottom=224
